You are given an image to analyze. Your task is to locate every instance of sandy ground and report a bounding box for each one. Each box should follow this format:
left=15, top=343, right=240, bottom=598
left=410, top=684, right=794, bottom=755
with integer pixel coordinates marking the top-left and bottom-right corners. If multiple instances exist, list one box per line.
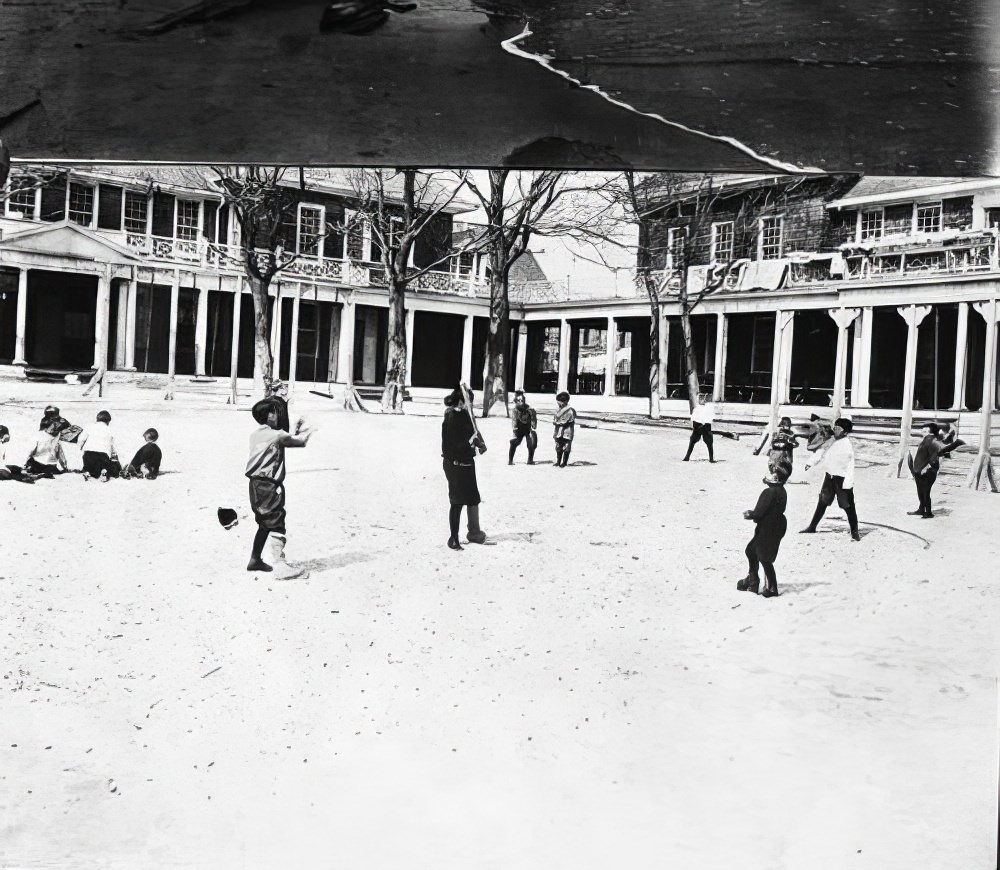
left=0, top=384, right=997, bottom=870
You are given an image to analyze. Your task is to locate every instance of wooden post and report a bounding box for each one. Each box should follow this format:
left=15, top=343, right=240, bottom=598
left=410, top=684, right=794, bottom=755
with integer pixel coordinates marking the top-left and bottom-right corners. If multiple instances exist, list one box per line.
left=229, top=281, right=242, bottom=405
left=951, top=301, right=969, bottom=411
left=712, top=311, right=727, bottom=403
left=967, top=298, right=999, bottom=490
left=895, top=304, right=932, bottom=477
left=13, top=267, right=28, bottom=366
left=557, top=318, right=571, bottom=394
left=765, top=310, right=794, bottom=445
left=604, top=315, right=616, bottom=397
left=828, top=307, right=861, bottom=418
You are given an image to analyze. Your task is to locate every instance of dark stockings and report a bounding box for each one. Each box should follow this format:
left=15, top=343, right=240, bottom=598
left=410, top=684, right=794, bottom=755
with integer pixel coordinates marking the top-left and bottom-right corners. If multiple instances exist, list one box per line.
left=745, top=540, right=777, bottom=592
left=808, top=499, right=859, bottom=538
left=683, top=424, right=714, bottom=461
left=252, top=526, right=270, bottom=560
left=449, top=504, right=463, bottom=540
left=914, top=469, right=937, bottom=515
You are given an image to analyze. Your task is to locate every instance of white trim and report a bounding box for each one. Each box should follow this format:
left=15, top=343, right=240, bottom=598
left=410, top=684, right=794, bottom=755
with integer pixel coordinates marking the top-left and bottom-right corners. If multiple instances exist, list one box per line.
left=709, top=220, right=734, bottom=262
left=914, top=200, right=943, bottom=234
left=858, top=207, right=884, bottom=242
left=827, top=177, right=1000, bottom=209
left=67, top=180, right=97, bottom=229
left=758, top=214, right=784, bottom=260
left=296, top=202, right=325, bottom=257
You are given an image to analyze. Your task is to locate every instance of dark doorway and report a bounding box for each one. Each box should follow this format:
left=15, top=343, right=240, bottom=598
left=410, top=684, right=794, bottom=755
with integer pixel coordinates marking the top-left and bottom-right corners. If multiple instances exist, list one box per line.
left=175, top=288, right=198, bottom=376
left=615, top=316, right=651, bottom=397
left=869, top=307, right=907, bottom=409
left=471, top=317, right=519, bottom=392
left=965, top=310, right=988, bottom=412
left=26, top=271, right=98, bottom=369
left=568, top=319, right=608, bottom=395
left=291, top=299, right=334, bottom=384
left=724, top=312, right=775, bottom=403
left=914, top=304, right=958, bottom=411
left=206, top=290, right=234, bottom=378
left=523, top=321, right=560, bottom=393
left=789, top=309, right=845, bottom=407
left=665, top=314, right=716, bottom=399
left=353, top=304, right=387, bottom=385
left=0, top=270, right=19, bottom=363
left=237, top=295, right=275, bottom=379
left=411, top=310, right=464, bottom=387
left=107, top=281, right=120, bottom=371
left=135, top=283, right=170, bottom=373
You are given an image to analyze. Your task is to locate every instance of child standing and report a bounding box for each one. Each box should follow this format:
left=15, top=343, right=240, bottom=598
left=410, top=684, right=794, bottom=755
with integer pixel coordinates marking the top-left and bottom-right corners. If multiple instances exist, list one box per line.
left=738, top=455, right=790, bottom=598
left=441, top=386, right=487, bottom=549
left=78, top=410, right=121, bottom=481
left=246, top=398, right=313, bottom=574
left=509, top=390, right=538, bottom=465
left=682, top=393, right=715, bottom=462
left=801, top=417, right=860, bottom=541
left=552, top=391, right=576, bottom=468
left=908, top=422, right=961, bottom=518
left=123, top=428, right=162, bottom=479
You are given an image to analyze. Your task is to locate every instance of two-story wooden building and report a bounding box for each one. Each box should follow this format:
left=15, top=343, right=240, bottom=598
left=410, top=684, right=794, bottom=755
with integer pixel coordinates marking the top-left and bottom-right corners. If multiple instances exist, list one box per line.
left=0, top=165, right=501, bottom=391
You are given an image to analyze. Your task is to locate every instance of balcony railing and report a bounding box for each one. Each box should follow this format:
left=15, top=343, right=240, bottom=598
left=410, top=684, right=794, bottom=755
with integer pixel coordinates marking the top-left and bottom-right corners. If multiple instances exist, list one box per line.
left=118, top=232, right=489, bottom=297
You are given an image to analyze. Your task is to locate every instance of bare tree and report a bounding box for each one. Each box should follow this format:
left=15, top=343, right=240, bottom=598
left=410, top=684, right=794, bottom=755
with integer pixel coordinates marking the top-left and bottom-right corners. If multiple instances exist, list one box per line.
left=212, top=166, right=303, bottom=397
left=346, top=168, right=473, bottom=413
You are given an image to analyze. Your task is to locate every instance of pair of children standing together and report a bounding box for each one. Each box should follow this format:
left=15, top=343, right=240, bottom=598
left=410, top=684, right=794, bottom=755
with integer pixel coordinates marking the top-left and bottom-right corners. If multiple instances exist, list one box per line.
left=508, top=390, right=577, bottom=468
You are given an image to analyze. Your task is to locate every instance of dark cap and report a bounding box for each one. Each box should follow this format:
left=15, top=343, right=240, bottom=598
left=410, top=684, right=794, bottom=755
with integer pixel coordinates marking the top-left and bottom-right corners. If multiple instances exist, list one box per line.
left=834, top=417, right=853, bottom=433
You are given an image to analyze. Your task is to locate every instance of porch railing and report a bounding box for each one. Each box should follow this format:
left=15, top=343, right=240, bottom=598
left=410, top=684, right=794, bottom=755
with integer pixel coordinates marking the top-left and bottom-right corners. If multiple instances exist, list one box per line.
left=118, top=232, right=490, bottom=296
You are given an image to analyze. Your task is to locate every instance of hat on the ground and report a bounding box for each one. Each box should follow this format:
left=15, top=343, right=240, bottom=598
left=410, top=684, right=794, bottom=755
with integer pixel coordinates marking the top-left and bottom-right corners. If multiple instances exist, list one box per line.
left=217, top=507, right=238, bottom=530
left=834, top=417, right=854, bottom=433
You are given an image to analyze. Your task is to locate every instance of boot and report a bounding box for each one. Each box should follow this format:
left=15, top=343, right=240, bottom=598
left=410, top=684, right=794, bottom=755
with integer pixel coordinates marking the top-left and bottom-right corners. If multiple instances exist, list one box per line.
left=508, top=439, right=517, bottom=465
left=466, top=505, right=487, bottom=544
left=761, top=580, right=779, bottom=598
left=736, top=574, right=759, bottom=593
left=560, top=448, right=571, bottom=468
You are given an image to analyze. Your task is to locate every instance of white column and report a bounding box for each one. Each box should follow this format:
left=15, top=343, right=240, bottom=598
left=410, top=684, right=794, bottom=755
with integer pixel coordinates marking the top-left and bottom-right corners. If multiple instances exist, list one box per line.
left=328, top=304, right=340, bottom=383
left=337, top=300, right=355, bottom=384
left=852, top=306, right=874, bottom=408
left=288, top=285, right=301, bottom=390
left=460, top=313, right=474, bottom=385
left=778, top=312, right=795, bottom=403
left=124, top=275, right=138, bottom=370
left=766, top=311, right=794, bottom=436
left=967, top=300, right=998, bottom=487
left=404, top=307, right=415, bottom=387
left=114, top=280, right=129, bottom=370
left=951, top=301, right=969, bottom=411
left=557, top=318, right=571, bottom=394
left=604, top=315, right=616, bottom=397
left=895, top=304, right=932, bottom=476
left=229, top=283, right=243, bottom=380
left=195, top=284, right=209, bottom=376
left=712, top=312, right=727, bottom=402
left=514, top=322, right=528, bottom=391
left=13, top=267, right=28, bottom=365
left=270, top=283, right=283, bottom=364
left=93, top=271, right=112, bottom=370
left=167, top=271, right=179, bottom=377
left=829, top=307, right=861, bottom=416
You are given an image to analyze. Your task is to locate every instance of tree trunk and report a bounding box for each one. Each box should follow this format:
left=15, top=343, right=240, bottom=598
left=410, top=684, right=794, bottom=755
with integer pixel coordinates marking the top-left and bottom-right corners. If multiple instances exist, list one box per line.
left=381, top=276, right=407, bottom=413
left=482, top=272, right=510, bottom=418
left=646, top=287, right=661, bottom=420
left=248, top=274, right=274, bottom=397
left=680, top=301, right=701, bottom=412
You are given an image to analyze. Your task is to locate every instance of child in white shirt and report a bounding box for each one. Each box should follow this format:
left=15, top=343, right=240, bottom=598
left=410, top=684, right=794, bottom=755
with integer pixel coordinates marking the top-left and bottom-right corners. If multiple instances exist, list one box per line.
left=800, top=417, right=860, bottom=541
left=78, top=410, right=122, bottom=482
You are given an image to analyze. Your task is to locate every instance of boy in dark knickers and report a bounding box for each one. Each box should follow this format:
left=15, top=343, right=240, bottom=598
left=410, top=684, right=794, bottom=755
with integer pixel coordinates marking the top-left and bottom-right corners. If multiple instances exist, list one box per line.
left=246, top=398, right=313, bottom=574
left=509, top=390, right=537, bottom=465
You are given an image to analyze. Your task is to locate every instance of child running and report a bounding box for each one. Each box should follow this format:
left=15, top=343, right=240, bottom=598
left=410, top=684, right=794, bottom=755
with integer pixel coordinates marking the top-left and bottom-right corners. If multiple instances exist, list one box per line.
left=122, top=428, right=162, bottom=480
left=509, top=390, right=538, bottom=465
left=246, top=397, right=313, bottom=575
left=552, top=391, right=576, bottom=468
left=78, top=410, right=121, bottom=481
left=738, top=454, right=790, bottom=598
left=441, top=385, right=487, bottom=549
left=800, top=417, right=860, bottom=541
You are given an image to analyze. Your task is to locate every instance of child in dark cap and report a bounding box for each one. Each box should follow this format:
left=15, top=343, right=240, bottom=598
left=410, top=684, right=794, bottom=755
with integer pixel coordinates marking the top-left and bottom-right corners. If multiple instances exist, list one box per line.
left=801, top=417, right=860, bottom=541
left=441, top=385, right=487, bottom=549
left=738, top=453, right=790, bottom=598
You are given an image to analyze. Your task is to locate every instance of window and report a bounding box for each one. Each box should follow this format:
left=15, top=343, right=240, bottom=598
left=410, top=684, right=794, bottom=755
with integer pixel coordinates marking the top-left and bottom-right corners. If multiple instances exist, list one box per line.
left=68, top=182, right=95, bottom=226
left=667, top=226, right=687, bottom=270
left=453, top=250, right=475, bottom=276
left=124, top=191, right=148, bottom=234
left=5, top=180, right=37, bottom=219
left=297, top=204, right=323, bottom=256
left=759, top=216, right=783, bottom=260
left=916, top=202, right=942, bottom=234
left=710, top=221, right=734, bottom=262
left=860, top=209, right=883, bottom=240
left=175, top=199, right=200, bottom=241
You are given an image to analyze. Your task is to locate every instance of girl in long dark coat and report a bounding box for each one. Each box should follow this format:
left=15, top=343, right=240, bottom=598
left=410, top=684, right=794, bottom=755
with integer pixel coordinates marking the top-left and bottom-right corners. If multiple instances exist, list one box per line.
left=442, top=386, right=486, bottom=550
left=737, top=454, right=790, bottom=598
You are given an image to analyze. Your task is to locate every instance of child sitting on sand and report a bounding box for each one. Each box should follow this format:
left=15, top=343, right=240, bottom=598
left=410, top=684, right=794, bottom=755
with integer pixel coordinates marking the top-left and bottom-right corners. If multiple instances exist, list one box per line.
left=122, top=428, right=162, bottom=480
left=24, top=418, right=70, bottom=478
left=78, top=410, right=122, bottom=482
left=0, top=425, right=34, bottom=483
